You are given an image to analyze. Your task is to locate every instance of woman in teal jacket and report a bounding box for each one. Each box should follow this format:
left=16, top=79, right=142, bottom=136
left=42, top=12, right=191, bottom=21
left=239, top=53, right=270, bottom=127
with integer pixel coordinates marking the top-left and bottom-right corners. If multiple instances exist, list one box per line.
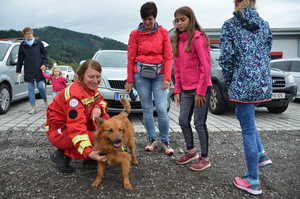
left=219, top=0, right=273, bottom=195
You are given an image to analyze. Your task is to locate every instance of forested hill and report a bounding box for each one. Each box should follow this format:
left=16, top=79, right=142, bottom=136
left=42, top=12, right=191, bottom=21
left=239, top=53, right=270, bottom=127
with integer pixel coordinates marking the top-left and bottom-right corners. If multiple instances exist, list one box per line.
left=0, top=26, right=127, bottom=66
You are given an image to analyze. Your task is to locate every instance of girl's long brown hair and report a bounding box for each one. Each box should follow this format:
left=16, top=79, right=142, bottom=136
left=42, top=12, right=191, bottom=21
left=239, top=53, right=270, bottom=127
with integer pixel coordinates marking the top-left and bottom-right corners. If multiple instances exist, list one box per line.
left=172, top=6, right=209, bottom=57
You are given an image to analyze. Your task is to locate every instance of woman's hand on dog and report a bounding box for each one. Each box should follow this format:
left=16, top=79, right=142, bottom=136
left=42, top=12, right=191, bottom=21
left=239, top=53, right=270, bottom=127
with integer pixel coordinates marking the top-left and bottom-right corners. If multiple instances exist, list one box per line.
left=88, top=151, right=107, bottom=162
left=91, top=107, right=102, bottom=121
left=125, top=82, right=134, bottom=92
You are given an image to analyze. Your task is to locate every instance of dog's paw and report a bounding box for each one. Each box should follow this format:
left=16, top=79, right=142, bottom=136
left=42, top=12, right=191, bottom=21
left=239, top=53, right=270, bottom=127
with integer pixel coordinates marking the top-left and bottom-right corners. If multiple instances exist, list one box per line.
left=131, top=159, right=139, bottom=165
left=91, top=179, right=102, bottom=188
left=124, top=182, right=133, bottom=190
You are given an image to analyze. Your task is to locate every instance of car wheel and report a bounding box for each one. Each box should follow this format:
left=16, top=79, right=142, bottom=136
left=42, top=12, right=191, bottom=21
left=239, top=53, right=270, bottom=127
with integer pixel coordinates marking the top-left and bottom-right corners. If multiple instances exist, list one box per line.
left=209, top=84, right=227, bottom=115
left=66, top=76, right=69, bottom=83
left=0, top=84, right=11, bottom=114
left=267, top=105, right=288, bottom=113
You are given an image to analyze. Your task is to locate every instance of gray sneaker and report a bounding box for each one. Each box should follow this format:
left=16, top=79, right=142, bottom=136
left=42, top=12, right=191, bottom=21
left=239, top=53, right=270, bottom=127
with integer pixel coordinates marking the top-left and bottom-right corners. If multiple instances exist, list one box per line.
left=144, top=140, right=159, bottom=151
left=161, top=142, right=174, bottom=156
left=28, top=109, right=37, bottom=114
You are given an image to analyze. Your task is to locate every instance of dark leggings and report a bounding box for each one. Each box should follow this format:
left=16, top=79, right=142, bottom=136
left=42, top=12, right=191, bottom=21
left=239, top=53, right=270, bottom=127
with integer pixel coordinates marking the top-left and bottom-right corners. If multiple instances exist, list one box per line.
left=178, top=87, right=211, bottom=157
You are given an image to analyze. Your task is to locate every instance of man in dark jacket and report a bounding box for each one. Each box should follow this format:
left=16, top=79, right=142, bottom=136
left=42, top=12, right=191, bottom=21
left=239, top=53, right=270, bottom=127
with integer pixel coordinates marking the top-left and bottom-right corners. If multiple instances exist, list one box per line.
left=16, top=27, right=48, bottom=114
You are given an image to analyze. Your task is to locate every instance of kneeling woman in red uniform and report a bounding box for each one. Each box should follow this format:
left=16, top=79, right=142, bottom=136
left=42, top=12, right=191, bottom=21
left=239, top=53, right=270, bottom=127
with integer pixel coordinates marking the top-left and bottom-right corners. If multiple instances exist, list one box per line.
left=46, top=60, right=109, bottom=173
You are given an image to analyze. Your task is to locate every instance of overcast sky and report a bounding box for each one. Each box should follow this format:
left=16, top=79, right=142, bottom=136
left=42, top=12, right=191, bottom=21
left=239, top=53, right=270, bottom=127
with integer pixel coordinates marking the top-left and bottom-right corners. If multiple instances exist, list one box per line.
left=1, top=0, right=299, bottom=43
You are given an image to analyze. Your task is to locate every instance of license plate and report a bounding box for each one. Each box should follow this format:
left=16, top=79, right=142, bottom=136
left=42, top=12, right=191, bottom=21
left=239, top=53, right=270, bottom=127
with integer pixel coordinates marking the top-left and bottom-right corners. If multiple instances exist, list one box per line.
left=114, top=93, right=139, bottom=101
left=272, top=93, right=285, bottom=99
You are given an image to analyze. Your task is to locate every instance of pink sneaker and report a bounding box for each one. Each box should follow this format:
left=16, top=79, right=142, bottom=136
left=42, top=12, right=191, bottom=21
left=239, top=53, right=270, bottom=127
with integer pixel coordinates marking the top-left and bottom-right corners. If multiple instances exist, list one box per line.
left=233, top=176, right=262, bottom=195
left=189, top=157, right=211, bottom=171
left=176, top=151, right=199, bottom=165
left=161, top=143, right=174, bottom=156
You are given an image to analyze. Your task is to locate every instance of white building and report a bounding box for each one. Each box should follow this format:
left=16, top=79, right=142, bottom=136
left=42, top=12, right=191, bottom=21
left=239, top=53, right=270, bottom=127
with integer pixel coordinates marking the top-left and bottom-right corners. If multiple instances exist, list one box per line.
left=205, top=27, right=300, bottom=59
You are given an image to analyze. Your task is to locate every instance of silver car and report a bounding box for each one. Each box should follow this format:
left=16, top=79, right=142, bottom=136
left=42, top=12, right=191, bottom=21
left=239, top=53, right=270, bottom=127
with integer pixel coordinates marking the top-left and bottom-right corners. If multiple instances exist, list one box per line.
left=90, top=50, right=172, bottom=113
left=270, top=58, right=300, bottom=100
left=0, top=39, right=48, bottom=114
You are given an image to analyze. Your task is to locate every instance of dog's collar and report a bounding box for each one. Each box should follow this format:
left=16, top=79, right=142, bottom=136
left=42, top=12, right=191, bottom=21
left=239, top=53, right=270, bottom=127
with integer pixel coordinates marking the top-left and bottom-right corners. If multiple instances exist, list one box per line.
left=121, top=145, right=128, bottom=152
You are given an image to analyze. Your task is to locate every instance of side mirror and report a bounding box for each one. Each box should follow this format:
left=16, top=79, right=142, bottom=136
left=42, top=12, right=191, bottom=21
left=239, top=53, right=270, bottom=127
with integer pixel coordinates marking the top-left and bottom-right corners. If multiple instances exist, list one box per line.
left=79, top=60, right=86, bottom=66
left=10, top=58, right=18, bottom=66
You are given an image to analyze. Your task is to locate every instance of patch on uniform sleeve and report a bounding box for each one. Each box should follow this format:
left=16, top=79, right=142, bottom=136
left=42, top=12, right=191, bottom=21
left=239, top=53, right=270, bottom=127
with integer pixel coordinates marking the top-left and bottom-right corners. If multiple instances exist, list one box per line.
left=69, top=98, right=79, bottom=108
left=69, top=110, right=78, bottom=119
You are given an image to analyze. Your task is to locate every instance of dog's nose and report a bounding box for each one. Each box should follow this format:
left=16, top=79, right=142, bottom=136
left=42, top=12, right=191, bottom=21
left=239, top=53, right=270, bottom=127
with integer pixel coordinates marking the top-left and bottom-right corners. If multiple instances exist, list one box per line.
left=113, top=137, right=122, bottom=144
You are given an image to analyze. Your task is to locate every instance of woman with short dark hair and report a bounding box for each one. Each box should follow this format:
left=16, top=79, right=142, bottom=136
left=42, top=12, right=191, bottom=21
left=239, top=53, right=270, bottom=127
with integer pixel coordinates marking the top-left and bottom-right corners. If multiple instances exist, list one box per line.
left=125, top=1, right=174, bottom=155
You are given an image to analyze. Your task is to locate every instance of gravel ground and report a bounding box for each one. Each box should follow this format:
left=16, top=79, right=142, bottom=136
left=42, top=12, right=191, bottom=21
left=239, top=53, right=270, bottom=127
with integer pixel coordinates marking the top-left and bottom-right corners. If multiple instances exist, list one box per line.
left=0, top=126, right=299, bottom=199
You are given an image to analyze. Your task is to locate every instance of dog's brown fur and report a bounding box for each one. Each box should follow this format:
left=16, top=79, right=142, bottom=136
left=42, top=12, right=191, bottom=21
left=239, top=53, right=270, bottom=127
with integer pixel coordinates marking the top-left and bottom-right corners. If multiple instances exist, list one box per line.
left=91, top=99, right=138, bottom=190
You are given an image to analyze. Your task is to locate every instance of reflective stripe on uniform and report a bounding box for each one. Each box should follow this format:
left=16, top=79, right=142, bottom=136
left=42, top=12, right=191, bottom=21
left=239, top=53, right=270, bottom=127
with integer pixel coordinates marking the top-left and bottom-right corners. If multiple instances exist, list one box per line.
left=64, top=84, right=72, bottom=100
left=94, top=92, right=100, bottom=101
left=72, top=134, right=90, bottom=145
left=82, top=97, right=94, bottom=105
left=81, top=92, right=101, bottom=106
left=78, top=140, right=92, bottom=154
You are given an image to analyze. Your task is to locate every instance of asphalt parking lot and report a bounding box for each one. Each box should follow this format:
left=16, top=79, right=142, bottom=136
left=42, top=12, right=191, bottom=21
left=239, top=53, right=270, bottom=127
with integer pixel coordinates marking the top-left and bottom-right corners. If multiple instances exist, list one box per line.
left=0, top=96, right=299, bottom=199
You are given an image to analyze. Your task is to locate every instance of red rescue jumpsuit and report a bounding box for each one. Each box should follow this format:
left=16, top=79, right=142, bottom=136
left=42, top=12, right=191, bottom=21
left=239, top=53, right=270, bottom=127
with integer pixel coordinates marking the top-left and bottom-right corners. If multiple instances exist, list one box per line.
left=46, top=81, right=109, bottom=159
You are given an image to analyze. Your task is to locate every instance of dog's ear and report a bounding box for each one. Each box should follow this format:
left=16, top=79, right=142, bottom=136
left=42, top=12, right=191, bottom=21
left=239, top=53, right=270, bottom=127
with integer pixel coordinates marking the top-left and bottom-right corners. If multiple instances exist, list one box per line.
left=95, top=117, right=104, bottom=127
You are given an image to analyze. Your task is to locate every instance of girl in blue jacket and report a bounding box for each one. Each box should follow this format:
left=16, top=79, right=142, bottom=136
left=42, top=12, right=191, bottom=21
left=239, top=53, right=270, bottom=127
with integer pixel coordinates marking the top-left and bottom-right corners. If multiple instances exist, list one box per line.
left=219, top=0, right=272, bottom=195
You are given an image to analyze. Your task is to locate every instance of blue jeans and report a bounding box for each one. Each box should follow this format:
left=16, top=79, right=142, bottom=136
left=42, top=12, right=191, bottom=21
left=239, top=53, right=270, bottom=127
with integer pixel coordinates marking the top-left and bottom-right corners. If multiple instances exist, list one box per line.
left=27, top=80, right=47, bottom=106
left=134, top=72, right=170, bottom=144
left=235, top=103, right=264, bottom=181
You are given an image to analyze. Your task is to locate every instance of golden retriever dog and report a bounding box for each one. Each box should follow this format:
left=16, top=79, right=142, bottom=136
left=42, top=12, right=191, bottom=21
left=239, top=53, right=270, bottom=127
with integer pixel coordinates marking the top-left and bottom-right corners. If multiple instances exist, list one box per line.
left=91, top=98, right=138, bottom=190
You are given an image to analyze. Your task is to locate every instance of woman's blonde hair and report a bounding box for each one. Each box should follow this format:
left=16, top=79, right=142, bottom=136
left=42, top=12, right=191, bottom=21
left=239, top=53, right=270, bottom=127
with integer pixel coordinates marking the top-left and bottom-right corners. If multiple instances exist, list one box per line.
left=172, top=6, right=209, bottom=57
left=235, top=0, right=256, bottom=12
left=52, top=67, right=62, bottom=76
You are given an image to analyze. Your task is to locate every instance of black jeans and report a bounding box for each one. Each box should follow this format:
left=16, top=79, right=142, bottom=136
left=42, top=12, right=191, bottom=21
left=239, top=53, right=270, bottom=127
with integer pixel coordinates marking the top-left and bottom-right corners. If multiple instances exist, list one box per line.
left=178, top=87, right=211, bottom=157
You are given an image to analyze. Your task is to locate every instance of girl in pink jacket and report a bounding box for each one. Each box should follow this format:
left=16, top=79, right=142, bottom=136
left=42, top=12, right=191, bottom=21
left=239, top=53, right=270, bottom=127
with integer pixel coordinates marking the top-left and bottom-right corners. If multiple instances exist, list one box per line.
left=42, top=66, right=67, bottom=97
left=172, top=6, right=212, bottom=171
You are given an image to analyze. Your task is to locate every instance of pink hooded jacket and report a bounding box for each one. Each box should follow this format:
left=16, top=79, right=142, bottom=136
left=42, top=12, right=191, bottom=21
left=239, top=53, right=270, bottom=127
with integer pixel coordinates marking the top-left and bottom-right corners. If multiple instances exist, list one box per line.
left=174, top=31, right=212, bottom=96
left=42, top=72, right=67, bottom=92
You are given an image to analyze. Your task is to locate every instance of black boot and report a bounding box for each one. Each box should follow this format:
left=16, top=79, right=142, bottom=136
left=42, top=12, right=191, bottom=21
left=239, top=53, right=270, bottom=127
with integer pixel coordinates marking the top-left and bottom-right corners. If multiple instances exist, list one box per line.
left=50, top=149, right=75, bottom=173
left=83, top=159, right=98, bottom=169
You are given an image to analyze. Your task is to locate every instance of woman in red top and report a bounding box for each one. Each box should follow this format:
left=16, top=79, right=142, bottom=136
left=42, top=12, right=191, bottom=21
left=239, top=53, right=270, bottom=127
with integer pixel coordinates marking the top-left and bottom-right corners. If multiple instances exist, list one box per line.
left=172, top=7, right=212, bottom=171
left=41, top=66, right=67, bottom=97
left=125, top=2, right=173, bottom=155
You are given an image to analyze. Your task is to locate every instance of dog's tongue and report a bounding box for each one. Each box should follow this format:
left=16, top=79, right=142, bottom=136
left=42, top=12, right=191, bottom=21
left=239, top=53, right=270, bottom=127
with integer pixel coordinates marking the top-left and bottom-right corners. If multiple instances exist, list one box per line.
left=113, top=143, right=121, bottom=148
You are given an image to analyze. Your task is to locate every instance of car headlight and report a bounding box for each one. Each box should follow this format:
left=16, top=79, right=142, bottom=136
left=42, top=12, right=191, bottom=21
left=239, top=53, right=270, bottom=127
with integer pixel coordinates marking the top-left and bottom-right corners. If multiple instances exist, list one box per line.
left=99, top=78, right=107, bottom=88
left=286, top=74, right=296, bottom=86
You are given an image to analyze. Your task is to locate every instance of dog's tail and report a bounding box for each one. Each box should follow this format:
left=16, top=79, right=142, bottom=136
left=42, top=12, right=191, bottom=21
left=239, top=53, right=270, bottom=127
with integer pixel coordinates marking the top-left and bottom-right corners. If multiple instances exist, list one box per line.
left=120, top=98, right=131, bottom=116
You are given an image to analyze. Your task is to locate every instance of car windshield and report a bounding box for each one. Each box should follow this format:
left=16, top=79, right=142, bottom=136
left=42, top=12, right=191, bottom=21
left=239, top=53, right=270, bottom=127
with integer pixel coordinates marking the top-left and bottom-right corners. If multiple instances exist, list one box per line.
left=291, top=61, right=300, bottom=72
left=271, top=61, right=291, bottom=72
left=0, top=43, right=10, bottom=61
left=56, top=66, right=68, bottom=71
left=94, top=51, right=127, bottom=67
